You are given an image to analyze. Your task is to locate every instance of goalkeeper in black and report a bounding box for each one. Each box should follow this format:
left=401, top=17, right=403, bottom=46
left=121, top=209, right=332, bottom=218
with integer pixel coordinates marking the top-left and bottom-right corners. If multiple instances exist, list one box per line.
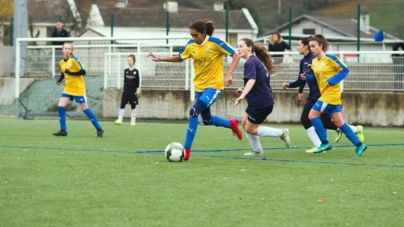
left=115, top=54, right=142, bottom=126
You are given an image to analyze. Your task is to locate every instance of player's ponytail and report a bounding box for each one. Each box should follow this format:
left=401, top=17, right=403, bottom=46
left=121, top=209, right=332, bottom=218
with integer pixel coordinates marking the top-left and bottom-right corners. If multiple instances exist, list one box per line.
left=189, top=20, right=215, bottom=36
left=242, top=38, right=276, bottom=74
left=205, top=21, right=214, bottom=36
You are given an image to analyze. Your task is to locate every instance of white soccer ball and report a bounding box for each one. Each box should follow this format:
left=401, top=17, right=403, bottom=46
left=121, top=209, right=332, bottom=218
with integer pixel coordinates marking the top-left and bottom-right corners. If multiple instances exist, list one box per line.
left=164, top=142, right=184, bottom=162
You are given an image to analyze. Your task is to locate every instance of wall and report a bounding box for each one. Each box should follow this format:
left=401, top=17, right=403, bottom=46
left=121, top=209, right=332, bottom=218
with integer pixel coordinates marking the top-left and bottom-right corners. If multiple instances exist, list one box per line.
left=0, top=46, right=13, bottom=77
left=102, top=89, right=404, bottom=127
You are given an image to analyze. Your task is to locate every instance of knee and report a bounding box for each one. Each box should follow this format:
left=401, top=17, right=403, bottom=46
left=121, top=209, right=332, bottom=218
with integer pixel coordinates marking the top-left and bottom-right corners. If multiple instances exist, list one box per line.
left=300, top=114, right=311, bottom=129
left=202, top=119, right=212, bottom=125
left=189, top=107, right=199, bottom=118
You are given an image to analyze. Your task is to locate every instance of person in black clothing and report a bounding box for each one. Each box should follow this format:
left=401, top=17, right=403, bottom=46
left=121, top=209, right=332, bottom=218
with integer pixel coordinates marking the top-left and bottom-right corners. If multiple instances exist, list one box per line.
left=267, top=31, right=291, bottom=64
left=115, top=54, right=142, bottom=126
left=281, top=37, right=363, bottom=152
left=392, top=42, right=404, bottom=91
left=51, top=22, right=69, bottom=46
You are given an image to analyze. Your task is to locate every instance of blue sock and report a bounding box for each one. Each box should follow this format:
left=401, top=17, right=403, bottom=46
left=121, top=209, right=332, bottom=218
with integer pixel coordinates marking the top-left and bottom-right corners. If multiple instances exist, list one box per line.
left=211, top=116, right=230, bottom=128
left=310, top=117, right=328, bottom=143
left=340, top=123, right=361, bottom=146
left=184, top=117, right=199, bottom=149
left=83, top=108, right=102, bottom=130
left=58, top=106, right=66, bottom=131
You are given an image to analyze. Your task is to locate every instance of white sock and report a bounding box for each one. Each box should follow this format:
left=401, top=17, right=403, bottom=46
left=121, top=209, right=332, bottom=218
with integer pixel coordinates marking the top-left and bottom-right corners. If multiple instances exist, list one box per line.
left=246, top=133, right=263, bottom=152
left=257, top=126, right=283, bottom=137
left=131, top=108, right=137, bottom=122
left=306, top=126, right=321, bottom=147
left=118, top=108, right=125, bottom=121
left=348, top=124, right=358, bottom=133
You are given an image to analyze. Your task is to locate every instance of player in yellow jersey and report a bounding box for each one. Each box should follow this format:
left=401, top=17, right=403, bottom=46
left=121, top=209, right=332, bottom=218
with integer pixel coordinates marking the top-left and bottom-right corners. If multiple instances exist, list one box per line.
left=300, top=34, right=366, bottom=156
left=53, top=42, right=104, bottom=137
left=147, top=20, right=242, bottom=161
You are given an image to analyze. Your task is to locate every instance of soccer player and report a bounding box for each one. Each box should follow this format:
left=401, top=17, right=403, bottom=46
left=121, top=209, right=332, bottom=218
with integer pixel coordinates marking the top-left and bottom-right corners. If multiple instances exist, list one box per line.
left=115, top=54, right=142, bottom=126
left=281, top=37, right=364, bottom=152
left=147, top=20, right=242, bottom=161
left=235, top=38, right=290, bottom=156
left=300, top=34, right=367, bottom=156
left=53, top=42, right=104, bottom=138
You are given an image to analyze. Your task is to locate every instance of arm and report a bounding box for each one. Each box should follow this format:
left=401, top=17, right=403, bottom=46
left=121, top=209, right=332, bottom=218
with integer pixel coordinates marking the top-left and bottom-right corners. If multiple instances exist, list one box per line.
left=326, top=55, right=350, bottom=85
left=300, top=73, right=316, bottom=82
left=135, top=69, right=142, bottom=97
left=225, top=52, right=241, bottom=87
left=235, top=79, right=255, bottom=106
left=147, top=52, right=182, bottom=62
left=64, top=69, right=86, bottom=76
left=56, top=72, right=64, bottom=85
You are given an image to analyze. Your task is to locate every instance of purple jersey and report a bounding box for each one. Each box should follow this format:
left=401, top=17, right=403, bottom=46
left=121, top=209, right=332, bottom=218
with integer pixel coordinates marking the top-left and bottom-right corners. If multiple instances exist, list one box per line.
left=243, top=55, right=274, bottom=109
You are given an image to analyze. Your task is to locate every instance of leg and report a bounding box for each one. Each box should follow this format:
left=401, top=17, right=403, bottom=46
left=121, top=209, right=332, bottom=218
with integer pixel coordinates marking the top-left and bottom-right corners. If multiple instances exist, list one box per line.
left=242, top=113, right=264, bottom=156
left=130, top=102, right=137, bottom=126
left=308, top=100, right=332, bottom=153
left=53, top=97, right=69, bottom=136
left=301, top=105, right=321, bottom=147
left=183, top=100, right=205, bottom=161
left=80, top=101, right=103, bottom=137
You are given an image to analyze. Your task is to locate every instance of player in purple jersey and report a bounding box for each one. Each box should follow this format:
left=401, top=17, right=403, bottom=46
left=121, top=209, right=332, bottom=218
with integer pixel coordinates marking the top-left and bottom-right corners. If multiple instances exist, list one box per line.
left=235, top=38, right=290, bottom=156
left=282, top=37, right=364, bottom=152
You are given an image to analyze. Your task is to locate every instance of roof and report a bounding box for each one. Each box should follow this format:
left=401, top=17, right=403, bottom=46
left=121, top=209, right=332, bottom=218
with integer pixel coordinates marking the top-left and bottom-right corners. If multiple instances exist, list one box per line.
left=27, top=0, right=81, bottom=25
left=95, top=6, right=252, bottom=29
left=262, top=14, right=400, bottom=40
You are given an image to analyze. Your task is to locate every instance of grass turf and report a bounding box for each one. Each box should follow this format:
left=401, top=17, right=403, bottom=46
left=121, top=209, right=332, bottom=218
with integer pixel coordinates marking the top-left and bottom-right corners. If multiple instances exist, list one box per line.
left=0, top=117, right=403, bottom=227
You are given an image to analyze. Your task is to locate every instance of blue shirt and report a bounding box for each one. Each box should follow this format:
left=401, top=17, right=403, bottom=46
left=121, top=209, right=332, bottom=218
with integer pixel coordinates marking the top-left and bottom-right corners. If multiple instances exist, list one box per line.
left=288, top=52, right=320, bottom=106
left=243, top=55, right=274, bottom=109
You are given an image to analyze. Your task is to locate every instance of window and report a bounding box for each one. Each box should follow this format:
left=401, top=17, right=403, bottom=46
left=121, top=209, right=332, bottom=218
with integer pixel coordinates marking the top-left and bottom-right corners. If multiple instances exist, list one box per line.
left=303, top=28, right=315, bottom=35
left=228, top=33, right=237, bottom=45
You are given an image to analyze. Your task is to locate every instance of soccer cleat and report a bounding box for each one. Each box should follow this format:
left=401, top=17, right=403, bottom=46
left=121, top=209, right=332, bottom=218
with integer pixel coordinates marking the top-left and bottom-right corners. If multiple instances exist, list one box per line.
left=312, top=143, right=332, bottom=153
left=53, top=130, right=67, bottom=137
left=305, top=146, right=318, bottom=153
left=115, top=119, right=122, bottom=125
left=354, top=143, right=367, bottom=157
left=280, top=129, right=290, bottom=148
left=184, top=148, right=191, bottom=161
left=229, top=118, right=242, bottom=140
left=97, top=129, right=104, bottom=138
left=244, top=151, right=264, bottom=156
left=130, top=121, right=136, bottom=126
left=356, top=125, right=365, bottom=143
left=335, top=129, right=342, bottom=142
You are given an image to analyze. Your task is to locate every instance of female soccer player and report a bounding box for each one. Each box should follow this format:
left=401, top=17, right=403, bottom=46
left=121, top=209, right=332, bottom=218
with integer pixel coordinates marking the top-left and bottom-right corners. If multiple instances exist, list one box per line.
left=300, top=34, right=366, bottom=156
left=147, top=20, right=242, bottom=161
left=53, top=42, right=104, bottom=137
left=115, top=54, right=142, bottom=126
left=235, top=38, right=290, bottom=156
left=281, top=37, right=363, bottom=152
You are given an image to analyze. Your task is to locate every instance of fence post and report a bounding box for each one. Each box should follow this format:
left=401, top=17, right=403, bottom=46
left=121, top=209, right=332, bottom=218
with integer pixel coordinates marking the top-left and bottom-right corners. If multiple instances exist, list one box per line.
left=288, top=6, right=292, bottom=47
left=10, top=17, right=14, bottom=46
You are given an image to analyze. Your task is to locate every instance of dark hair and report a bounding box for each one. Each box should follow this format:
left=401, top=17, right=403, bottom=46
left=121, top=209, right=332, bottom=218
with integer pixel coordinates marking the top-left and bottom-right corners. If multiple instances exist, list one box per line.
left=393, top=42, right=404, bottom=51
left=300, top=37, right=310, bottom=46
left=189, top=20, right=215, bottom=36
left=309, top=34, right=328, bottom=52
left=241, top=38, right=276, bottom=74
left=128, top=54, right=136, bottom=63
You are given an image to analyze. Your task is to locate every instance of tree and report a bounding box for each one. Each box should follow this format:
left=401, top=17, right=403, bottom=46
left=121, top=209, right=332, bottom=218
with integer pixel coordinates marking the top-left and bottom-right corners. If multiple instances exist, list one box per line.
left=0, top=0, right=14, bottom=45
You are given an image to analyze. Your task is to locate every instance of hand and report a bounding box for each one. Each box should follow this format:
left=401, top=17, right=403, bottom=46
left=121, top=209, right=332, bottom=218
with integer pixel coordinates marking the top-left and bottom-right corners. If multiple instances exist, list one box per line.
left=299, top=73, right=306, bottom=80
left=281, top=82, right=289, bottom=89
left=56, top=81, right=60, bottom=85
left=235, top=97, right=243, bottom=106
left=236, top=88, right=243, bottom=96
left=298, top=93, right=304, bottom=102
left=147, top=52, right=160, bottom=62
left=135, top=88, right=142, bottom=97
left=225, top=73, right=232, bottom=87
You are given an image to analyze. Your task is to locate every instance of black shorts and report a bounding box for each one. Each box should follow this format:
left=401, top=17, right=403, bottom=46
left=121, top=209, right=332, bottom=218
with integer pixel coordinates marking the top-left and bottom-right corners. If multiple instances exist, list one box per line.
left=246, top=105, right=273, bottom=124
left=120, top=91, right=138, bottom=108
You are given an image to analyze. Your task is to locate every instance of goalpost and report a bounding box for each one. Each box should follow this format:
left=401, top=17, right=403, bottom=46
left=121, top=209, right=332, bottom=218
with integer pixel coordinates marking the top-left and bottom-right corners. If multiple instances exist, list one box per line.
left=12, top=36, right=195, bottom=119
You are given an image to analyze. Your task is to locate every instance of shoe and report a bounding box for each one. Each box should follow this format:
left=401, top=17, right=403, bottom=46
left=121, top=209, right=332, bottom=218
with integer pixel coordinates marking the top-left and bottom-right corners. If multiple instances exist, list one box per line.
left=356, top=125, right=365, bottom=143
left=280, top=129, right=290, bottom=148
left=244, top=151, right=264, bottom=156
left=97, top=129, right=104, bottom=138
left=53, top=130, right=67, bottom=136
left=229, top=118, right=242, bottom=140
left=305, top=146, right=317, bottom=153
left=184, top=148, right=191, bottom=161
left=355, top=143, right=367, bottom=157
left=115, top=119, right=122, bottom=125
left=335, top=129, right=342, bottom=142
left=130, top=121, right=136, bottom=126
left=312, top=143, right=332, bottom=153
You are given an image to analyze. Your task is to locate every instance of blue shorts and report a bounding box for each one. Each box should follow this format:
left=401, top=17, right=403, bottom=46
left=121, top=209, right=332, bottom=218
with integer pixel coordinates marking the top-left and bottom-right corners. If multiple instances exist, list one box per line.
left=312, top=100, right=341, bottom=117
left=61, top=93, right=87, bottom=104
left=195, top=88, right=221, bottom=108
left=246, top=105, right=273, bottom=124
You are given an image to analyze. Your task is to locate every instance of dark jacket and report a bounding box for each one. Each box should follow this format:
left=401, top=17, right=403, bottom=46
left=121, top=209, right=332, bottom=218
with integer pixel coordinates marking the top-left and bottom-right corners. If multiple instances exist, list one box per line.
left=392, top=42, right=404, bottom=74
left=51, top=28, right=69, bottom=46
left=267, top=37, right=291, bottom=57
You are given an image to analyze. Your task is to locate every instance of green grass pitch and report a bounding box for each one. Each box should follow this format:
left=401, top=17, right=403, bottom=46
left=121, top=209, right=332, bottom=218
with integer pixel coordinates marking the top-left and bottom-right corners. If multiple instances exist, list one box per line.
left=0, top=117, right=403, bottom=227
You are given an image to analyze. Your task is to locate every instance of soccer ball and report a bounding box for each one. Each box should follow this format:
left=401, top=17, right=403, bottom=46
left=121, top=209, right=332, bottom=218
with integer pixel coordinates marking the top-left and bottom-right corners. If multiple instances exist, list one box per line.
left=164, top=142, right=184, bottom=162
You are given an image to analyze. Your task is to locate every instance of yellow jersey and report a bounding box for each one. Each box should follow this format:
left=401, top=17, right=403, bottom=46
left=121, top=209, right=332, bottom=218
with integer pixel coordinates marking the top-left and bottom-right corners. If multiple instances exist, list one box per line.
left=311, top=54, right=349, bottom=105
left=179, top=36, right=235, bottom=92
left=58, top=56, right=86, bottom=96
